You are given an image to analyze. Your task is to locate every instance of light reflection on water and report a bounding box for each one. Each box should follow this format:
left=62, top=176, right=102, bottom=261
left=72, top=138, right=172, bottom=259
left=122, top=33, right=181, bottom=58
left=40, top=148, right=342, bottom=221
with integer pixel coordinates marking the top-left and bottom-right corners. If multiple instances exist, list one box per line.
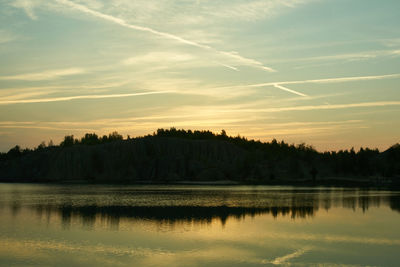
left=0, top=184, right=400, bottom=266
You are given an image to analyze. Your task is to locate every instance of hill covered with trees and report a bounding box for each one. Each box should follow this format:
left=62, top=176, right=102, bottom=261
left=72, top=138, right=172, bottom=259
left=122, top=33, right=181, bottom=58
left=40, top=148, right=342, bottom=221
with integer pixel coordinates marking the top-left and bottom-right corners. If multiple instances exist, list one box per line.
left=0, top=128, right=399, bottom=186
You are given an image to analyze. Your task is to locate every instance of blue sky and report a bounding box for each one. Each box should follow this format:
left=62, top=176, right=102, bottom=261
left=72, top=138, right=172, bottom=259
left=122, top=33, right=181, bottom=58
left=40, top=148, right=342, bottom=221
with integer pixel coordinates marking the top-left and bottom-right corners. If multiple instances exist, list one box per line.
left=0, top=0, right=399, bottom=151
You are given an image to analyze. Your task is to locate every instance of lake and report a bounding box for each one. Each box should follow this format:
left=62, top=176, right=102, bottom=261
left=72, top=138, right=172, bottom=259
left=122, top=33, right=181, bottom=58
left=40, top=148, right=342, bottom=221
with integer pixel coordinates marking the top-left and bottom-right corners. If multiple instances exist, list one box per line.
left=0, top=184, right=399, bottom=266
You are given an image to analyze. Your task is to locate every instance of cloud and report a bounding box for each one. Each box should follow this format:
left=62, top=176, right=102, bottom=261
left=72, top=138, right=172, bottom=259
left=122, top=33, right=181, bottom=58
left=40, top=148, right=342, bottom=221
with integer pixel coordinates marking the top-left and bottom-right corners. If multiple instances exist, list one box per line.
left=239, top=101, right=400, bottom=113
left=203, top=0, right=312, bottom=22
left=0, top=124, right=93, bottom=132
left=209, top=73, right=400, bottom=97
left=3, top=111, right=362, bottom=141
left=55, top=0, right=276, bottom=72
left=247, top=73, right=400, bottom=88
left=10, top=0, right=39, bottom=20
left=0, top=81, right=130, bottom=101
left=219, top=51, right=275, bottom=72
left=122, top=51, right=240, bottom=72
left=0, top=68, right=86, bottom=81
left=215, top=62, right=239, bottom=71
left=273, top=49, right=400, bottom=65
left=122, top=52, right=195, bottom=65
left=243, top=125, right=368, bottom=138
left=0, top=91, right=170, bottom=105
left=273, top=84, right=307, bottom=97
left=215, top=73, right=400, bottom=94
left=0, top=90, right=59, bottom=101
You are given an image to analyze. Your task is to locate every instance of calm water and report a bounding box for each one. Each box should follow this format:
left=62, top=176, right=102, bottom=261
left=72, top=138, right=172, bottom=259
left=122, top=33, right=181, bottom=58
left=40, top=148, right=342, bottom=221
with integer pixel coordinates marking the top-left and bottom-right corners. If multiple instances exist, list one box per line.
left=0, top=184, right=399, bottom=267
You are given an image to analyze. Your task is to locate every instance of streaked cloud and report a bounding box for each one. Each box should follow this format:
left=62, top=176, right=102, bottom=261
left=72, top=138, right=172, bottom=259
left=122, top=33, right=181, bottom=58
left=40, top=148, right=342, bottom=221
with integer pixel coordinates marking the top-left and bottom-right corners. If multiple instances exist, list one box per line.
left=273, top=84, right=307, bottom=97
left=0, top=0, right=399, bottom=151
left=0, top=81, right=129, bottom=100
left=216, top=73, right=400, bottom=91
left=0, top=91, right=170, bottom=105
left=122, top=52, right=239, bottom=72
left=215, top=62, right=239, bottom=71
left=239, top=101, right=400, bottom=113
left=0, top=68, right=86, bottom=81
left=273, top=49, right=400, bottom=64
left=0, top=118, right=364, bottom=140
left=122, top=52, right=195, bottom=65
left=10, top=0, right=38, bottom=20
left=88, top=0, right=313, bottom=25
left=55, top=0, right=275, bottom=72
left=205, top=0, right=312, bottom=21
left=206, top=73, right=400, bottom=98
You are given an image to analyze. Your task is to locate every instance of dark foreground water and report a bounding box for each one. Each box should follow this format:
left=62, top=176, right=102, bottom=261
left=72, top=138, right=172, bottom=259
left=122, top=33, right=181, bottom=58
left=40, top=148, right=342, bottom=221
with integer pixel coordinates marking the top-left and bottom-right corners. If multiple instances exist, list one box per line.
left=0, top=184, right=399, bottom=267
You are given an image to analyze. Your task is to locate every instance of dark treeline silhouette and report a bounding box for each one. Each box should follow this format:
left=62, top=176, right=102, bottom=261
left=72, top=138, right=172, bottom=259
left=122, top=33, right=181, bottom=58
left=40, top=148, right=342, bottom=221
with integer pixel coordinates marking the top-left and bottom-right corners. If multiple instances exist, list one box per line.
left=60, top=131, right=124, bottom=147
left=0, top=128, right=399, bottom=185
left=0, top=131, right=123, bottom=160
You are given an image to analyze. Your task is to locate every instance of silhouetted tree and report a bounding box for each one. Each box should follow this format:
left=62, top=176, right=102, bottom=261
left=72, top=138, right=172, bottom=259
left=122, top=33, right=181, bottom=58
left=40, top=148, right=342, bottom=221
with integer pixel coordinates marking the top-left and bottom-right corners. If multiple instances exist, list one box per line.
left=80, top=133, right=99, bottom=145
left=37, top=141, right=46, bottom=150
left=2, top=128, right=400, bottom=184
left=60, top=135, right=75, bottom=147
left=108, top=131, right=123, bottom=142
left=7, top=145, right=22, bottom=158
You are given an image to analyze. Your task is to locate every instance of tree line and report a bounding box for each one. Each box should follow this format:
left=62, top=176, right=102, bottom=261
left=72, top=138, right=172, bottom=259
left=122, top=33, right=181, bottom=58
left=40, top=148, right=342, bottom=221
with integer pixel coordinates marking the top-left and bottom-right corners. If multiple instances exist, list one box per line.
left=1, top=127, right=399, bottom=179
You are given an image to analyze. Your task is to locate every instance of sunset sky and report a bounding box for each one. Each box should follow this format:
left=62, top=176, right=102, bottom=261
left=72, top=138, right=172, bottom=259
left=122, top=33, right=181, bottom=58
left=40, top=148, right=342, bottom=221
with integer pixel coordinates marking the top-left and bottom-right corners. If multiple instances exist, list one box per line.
left=0, top=0, right=399, bottom=152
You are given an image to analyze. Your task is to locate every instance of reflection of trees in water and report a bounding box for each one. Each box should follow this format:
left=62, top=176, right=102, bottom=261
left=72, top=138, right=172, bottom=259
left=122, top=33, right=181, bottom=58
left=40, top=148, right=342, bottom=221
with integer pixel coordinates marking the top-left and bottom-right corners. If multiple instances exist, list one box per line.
left=34, top=192, right=400, bottom=229
left=53, top=205, right=317, bottom=228
left=389, top=195, right=400, bottom=213
left=3, top=189, right=400, bottom=229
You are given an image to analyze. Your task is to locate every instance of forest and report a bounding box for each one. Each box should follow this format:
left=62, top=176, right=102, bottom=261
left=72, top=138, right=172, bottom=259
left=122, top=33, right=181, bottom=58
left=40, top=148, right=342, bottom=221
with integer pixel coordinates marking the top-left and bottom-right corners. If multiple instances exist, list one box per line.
left=0, top=128, right=399, bottom=186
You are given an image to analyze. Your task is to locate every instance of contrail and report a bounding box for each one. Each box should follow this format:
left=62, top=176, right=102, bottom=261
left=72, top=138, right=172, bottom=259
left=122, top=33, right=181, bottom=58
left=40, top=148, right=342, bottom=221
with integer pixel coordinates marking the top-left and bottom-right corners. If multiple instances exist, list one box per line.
left=216, top=62, right=239, bottom=71
left=247, top=73, right=400, bottom=88
left=240, top=101, right=400, bottom=113
left=273, top=83, right=307, bottom=97
left=56, top=0, right=275, bottom=72
left=214, top=73, right=400, bottom=96
left=0, top=91, right=170, bottom=105
left=0, top=68, right=85, bottom=81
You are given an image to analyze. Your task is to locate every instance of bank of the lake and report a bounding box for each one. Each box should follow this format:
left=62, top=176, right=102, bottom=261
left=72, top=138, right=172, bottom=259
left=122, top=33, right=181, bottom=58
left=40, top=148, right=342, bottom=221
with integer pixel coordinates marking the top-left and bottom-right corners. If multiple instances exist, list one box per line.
left=1, top=130, right=399, bottom=186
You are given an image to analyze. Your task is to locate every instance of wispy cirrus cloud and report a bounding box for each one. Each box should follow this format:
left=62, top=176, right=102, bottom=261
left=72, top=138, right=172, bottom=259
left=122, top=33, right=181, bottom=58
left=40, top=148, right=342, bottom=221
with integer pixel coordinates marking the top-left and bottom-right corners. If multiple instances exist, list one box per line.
left=55, top=0, right=275, bottom=72
left=215, top=73, right=400, bottom=96
left=122, top=52, right=195, bottom=66
left=10, top=0, right=39, bottom=20
left=274, top=49, right=400, bottom=65
left=0, top=118, right=364, bottom=140
left=122, top=51, right=240, bottom=72
left=0, top=68, right=86, bottom=81
left=204, top=0, right=312, bottom=21
left=245, top=73, right=400, bottom=88
left=239, top=101, right=400, bottom=113
left=162, top=101, right=400, bottom=117
left=90, top=0, right=312, bottom=26
left=0, top=91, right=170, bottom=105
left=0, top=81, right=129, bottom=100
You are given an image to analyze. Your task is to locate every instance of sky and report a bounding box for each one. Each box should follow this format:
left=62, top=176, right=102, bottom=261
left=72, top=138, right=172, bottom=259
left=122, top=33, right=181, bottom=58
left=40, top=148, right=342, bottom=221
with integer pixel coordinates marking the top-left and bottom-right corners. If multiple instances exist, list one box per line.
left=0, top=0, right=399, bottom=152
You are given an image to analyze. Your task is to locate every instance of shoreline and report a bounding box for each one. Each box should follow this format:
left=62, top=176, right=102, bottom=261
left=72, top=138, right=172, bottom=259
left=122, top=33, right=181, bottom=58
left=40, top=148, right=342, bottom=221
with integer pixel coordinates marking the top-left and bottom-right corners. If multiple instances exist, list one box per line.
left=1, top=177, right=399, bottom=189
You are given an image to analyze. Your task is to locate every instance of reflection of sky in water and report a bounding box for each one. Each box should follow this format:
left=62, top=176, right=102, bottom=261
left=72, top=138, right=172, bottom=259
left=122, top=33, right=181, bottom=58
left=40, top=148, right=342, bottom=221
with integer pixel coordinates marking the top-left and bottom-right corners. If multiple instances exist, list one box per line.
left=0, top=184, right=400, bottom=266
